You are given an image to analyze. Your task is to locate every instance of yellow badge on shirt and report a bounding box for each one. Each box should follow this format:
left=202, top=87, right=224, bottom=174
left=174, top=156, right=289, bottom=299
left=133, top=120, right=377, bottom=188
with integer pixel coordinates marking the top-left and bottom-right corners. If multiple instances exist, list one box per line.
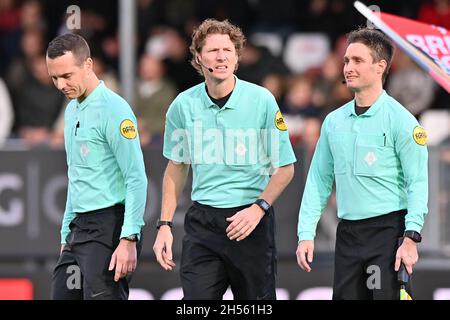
left=120, top=119, right=137, bottom=139
left=275, top=111, right=287, bottom=131
left=413, top=126, right=427, bottom=146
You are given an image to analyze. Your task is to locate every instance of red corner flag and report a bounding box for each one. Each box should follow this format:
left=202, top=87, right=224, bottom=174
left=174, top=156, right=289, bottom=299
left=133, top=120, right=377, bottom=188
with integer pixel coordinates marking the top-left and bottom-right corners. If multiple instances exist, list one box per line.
left=354, top=1, right=450, bottom=94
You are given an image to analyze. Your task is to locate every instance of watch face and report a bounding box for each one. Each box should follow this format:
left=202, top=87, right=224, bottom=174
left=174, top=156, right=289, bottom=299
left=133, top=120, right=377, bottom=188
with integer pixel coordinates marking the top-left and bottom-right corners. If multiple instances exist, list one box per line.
left=405, top=231, right=421, bottom=242
left=256, top=199, right=270, bottom=211
left=126, top=234, right=137, bottom=241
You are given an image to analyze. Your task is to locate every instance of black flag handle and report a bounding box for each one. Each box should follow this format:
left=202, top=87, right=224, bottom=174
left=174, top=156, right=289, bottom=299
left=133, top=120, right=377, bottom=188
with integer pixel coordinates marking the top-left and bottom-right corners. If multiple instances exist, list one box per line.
left=397, top=237, right=410, bottom=285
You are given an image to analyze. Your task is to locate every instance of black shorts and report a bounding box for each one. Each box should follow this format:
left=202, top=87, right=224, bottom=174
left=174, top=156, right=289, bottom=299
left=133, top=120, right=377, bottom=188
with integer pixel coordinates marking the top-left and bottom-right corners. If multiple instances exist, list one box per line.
left=180, top=201, right=277, bottom=300
left=51, top=204, right=142, bottom=300
left=332, top=210, right=410, bottom=300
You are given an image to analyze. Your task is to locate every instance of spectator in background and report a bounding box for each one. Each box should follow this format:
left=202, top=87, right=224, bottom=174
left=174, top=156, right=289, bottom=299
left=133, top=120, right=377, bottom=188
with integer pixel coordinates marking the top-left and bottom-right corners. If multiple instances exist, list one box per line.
left=236, top=41, right=289, bottom=86
left=92, top=53, right=120, bottom=93
left=0, top=0, right=21, bottom=76
left=135, top=54, right=177, bottom=146
left=0, top=77, right=14, bottom=147
left=15, top=55, right=64, bottom=146
left=418, top=0, right=450, bottom=30
left=284, top=76, right=322, bottom=118
left=262, top=73, right=287, bottom=110
left=314, top=50, right=353, bottom=116
left=330, top=78, right=353, bottom=109
left=283, top=76, right=322, bottom=146
left=387, top=51, right=436, bottom=118
left=146, top=27, right=202, bottom=91
left=297, top=0, right=333, bottom=38
left=5, top=28, right=45, bottom=97
left=20, top=0, right=45, bottom=31
left=249, top=0, right=296, bottom=38
left=313, top=53, right=344, bottom=113
left=194, top=0, right=253, bottom=32
left=302, top=116, right=322, bottom=159
left=137, top=0, right=168, bottom=53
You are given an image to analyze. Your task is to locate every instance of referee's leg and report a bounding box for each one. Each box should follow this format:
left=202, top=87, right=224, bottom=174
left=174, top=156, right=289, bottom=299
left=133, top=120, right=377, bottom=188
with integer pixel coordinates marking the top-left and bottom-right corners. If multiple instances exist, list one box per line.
left=365, top=214, right=405, bottom=300
left=225, top=208, right=277, bottom=300
left=72, top=241, right=129, bottom=300
left=180, top=205, right=229, bottom=299
left=332, top=222, right=370, bottom=300
left=51, top=247, right=83, bottom=300
left=180, top=236, right=229, bottom=299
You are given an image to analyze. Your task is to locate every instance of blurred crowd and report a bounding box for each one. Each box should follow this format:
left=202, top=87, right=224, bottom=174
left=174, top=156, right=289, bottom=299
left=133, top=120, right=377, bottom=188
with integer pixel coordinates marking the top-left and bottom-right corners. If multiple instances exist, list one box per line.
left=0, top=0, right=449, bottom=156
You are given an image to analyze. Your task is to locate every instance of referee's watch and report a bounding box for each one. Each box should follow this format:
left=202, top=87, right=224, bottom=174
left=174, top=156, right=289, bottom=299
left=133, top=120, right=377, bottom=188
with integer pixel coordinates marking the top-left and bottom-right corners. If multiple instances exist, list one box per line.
left=121, top=234, right=138, bottom=242
left=156, top=219, right=173, bottom=230
left=254, top=199, right=271, bottom=214
left=403, top=230, right=422, bottom=243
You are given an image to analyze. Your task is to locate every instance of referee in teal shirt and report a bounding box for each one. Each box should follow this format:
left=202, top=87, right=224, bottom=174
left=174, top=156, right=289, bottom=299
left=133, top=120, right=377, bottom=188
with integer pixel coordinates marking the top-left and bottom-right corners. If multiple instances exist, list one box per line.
left=296, top=28, right=428, bottom=300
left=46, top=34, right=147, bottom=300
left=153, top=19, right=296, bottom=300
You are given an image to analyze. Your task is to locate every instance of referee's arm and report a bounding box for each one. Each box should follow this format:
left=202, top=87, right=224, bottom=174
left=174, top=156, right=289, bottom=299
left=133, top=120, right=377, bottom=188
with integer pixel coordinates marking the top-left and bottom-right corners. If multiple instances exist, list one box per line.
left=153, top=160, right=189, bottom=271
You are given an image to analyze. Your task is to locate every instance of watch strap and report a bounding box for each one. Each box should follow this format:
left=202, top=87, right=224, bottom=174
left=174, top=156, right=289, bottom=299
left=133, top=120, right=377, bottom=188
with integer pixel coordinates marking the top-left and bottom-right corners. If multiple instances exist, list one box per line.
left=121, top=233, right=138, bottom=242
left=254, top=199, right=271, bottom=213
left=156, top=219, right=173, bottom=230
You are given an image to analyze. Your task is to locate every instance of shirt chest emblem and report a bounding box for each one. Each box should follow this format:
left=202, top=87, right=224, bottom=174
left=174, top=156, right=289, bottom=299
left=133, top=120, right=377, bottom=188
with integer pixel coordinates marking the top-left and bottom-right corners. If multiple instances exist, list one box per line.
left=80, top=144, right=90, bottom=158
left=364, top=151, right=377, bottom=166
left=236, top=143, right=247, bottom=156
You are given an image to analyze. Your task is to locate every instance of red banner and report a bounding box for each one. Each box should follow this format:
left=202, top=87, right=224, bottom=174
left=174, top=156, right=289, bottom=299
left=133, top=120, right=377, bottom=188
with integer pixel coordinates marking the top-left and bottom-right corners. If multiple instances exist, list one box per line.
left=381, top=12, right=450, bottom=82
left=354, top=1, right=450, bottom=93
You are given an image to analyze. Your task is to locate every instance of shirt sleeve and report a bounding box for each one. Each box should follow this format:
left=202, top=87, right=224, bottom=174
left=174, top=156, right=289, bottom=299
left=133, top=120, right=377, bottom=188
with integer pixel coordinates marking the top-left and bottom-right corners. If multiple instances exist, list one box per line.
left=263, top=92, right=296, bottom=168
left=105, top=103, right=148, bottom=240
left=60, top=184, right=75, bottom=244
left=61, top=105, right=75, bottom=244
left=163, top=96, right=191, bottom=163
left=297, top=116, right=335, bottom=241
left=394, top=116, right=428, bottom=232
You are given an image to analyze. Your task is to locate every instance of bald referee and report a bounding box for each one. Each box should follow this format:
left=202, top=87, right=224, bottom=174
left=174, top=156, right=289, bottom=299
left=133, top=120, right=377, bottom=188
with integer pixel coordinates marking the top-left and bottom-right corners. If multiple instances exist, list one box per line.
left=46, top=34, right=147, bottom=300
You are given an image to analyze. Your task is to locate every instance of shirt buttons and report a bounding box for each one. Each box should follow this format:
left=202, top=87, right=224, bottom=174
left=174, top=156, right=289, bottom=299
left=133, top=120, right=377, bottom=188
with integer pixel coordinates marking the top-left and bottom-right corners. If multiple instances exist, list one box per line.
left=216, top=115, right=223, bottom=126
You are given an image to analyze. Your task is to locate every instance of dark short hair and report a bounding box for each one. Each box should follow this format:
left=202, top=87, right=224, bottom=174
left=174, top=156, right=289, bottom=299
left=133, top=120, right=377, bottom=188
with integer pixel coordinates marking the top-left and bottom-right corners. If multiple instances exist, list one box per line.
left=46, top=33, right=90, bottom=65
left=347, top=28, right=395, bottom=83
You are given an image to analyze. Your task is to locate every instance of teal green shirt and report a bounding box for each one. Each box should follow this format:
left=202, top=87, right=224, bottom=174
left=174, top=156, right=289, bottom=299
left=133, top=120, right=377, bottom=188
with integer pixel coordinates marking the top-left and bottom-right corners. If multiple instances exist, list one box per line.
left=298, top=91, right=428, bottom=241
left=61, top=81, right=147, bottom=244
left=163, top=77, right=296, bottom=208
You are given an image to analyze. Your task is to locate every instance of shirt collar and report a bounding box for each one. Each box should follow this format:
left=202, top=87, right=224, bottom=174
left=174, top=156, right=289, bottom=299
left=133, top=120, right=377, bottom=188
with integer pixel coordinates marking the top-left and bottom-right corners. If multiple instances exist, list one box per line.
left=347, top=90, right=387, bottom=117
left=201, top=75, right=241, bottom=110
left=76, top=80, right=105, bottom=110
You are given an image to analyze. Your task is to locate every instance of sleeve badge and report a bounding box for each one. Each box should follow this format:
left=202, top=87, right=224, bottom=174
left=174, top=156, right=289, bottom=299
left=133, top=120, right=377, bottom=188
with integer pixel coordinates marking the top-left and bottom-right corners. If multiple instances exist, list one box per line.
left=275, top=111, right=288, bottom=131
left=412, top=126, right=427, bottom=146
left=120, top=119, right=137, bottom=139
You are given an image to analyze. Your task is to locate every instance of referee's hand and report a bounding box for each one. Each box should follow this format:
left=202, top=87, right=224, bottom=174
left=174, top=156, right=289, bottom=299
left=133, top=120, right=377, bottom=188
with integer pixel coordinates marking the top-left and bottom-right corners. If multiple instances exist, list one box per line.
left=296, top=240, right=314, bottom=272
left=109, top=240, right=137, bottom=282
left=226, top=204, right=265, bottom=241
left=153, top=226, right=176, bottom=271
